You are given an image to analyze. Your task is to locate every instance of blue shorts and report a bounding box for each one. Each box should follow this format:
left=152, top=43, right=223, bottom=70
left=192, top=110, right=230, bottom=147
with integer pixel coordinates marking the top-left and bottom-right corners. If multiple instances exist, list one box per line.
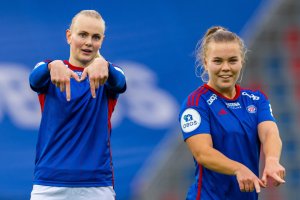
left=30, top=185, right=116, bottom=200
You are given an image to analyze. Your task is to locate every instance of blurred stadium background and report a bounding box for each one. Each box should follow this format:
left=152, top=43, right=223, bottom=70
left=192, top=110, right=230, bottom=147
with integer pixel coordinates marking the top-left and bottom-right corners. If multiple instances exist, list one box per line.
left=0, top=0, right=299, bottom=199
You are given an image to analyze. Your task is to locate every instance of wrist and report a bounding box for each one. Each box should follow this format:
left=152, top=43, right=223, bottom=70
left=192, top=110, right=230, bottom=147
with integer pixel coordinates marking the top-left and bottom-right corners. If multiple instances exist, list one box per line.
left=233, top=162, right=243, bottom=175
left=94, top=57, right=109, bottom=67
left=48, top=60, right=65, bottom=71
left=265, top=156, right=280, bottom=162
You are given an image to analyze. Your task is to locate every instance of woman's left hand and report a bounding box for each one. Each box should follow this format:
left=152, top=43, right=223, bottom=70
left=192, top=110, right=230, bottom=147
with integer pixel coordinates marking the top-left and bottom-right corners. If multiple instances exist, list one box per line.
left=261, top=157, right=286, bottom=187
left=81, top=55, right=109, bottom=98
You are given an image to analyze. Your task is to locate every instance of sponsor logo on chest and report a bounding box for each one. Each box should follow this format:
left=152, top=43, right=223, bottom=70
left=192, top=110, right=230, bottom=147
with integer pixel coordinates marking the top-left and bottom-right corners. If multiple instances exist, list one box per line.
left=225, top=102, right=242, bottom=109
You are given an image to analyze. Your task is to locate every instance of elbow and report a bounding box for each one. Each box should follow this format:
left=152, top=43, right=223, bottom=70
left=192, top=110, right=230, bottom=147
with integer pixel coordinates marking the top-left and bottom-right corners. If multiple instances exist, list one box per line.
left=107, top=77, right=126, bottom=93
left=117, top=78, right=126, bottom=93
left=192, top=146, right=215, bottom=168
left=107, top=63, right=127, bottom=92
left=118, top=82, right=127, bottom=93
left=193, top=151, right=208, bottom=166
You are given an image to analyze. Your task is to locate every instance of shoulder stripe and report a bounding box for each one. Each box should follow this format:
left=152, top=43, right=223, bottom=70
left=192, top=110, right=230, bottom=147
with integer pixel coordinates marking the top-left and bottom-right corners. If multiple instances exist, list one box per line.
left=187, top=86, right=208, bottom=107
left=195, top=88, right=208, bottom=106
left=187, top=89, right=197, bottom=106
left=188, top=87, right=206, bottom=106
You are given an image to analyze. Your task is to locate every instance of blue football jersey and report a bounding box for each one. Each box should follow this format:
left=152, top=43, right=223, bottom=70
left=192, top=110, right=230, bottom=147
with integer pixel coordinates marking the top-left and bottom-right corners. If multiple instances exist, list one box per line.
left=179, top=84, right=275, bottom=200
left=29, top=60, right=126, bottom=187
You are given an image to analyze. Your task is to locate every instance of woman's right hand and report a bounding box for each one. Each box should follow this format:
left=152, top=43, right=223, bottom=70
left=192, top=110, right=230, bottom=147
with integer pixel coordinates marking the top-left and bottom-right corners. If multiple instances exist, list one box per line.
left=234, top=164, right=266, bottom=193
left=48, top=60, right=80, bottom=101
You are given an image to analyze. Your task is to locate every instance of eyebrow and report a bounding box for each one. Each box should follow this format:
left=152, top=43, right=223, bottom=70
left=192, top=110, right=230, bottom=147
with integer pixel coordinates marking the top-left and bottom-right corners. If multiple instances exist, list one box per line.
left=78, top=31, right=102, bottom=36
left=213, top=56, right=238, bottom=59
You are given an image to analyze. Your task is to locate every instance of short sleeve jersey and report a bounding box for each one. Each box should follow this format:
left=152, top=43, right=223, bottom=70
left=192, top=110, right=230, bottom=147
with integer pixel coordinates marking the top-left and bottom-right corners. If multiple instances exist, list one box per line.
left=30, top=60, right=126, bottom=187
left=179, top=84, right=275, bottom=200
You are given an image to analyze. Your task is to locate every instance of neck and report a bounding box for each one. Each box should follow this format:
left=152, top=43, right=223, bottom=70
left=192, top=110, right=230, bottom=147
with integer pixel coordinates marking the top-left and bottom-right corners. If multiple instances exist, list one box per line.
left=220, top=88, right=236, bottom=99
left=207, top=83, right=237, bottom=99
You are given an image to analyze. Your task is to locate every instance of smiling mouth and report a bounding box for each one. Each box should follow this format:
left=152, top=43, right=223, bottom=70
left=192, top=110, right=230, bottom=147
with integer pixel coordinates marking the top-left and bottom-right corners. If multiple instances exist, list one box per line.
left=219, top=75, right=232, bottom=79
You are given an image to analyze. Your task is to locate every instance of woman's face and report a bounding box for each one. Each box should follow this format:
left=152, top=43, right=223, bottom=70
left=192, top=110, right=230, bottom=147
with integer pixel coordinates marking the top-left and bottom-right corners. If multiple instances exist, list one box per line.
left=204, top=41, right=243, bottom=95
left=66, top=15, right=104, bottom=67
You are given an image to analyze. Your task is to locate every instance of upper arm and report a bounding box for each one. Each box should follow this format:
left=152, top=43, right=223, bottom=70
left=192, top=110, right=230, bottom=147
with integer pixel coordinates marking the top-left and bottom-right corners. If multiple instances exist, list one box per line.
left=179, top=104, right=210, bottom=140
left=106, top=63, right=126, bottom=93
left=29, top=61, right=51, bottom=93
left=257, top=91, right=275, bottom=123
left=186, top=133, right=213, bottom=158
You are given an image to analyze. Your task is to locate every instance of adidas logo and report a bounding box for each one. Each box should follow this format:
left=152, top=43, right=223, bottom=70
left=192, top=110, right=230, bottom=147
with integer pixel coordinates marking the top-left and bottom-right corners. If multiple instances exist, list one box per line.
left=218, top=109, right=227, bottom=115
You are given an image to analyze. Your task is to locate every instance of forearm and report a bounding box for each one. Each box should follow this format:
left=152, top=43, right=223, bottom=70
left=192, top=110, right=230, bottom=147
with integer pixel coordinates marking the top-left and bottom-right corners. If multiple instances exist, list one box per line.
left=194, top=146, right=244, bottom=175
left=29, top=61, right=51, bottom=91
left=259, top=122, right=282, bottom=160
left=106, top=63, right=126, bottom=93
left=262, top=131, right=282, bottom=160
left=259, top=122, right=285, bottom=186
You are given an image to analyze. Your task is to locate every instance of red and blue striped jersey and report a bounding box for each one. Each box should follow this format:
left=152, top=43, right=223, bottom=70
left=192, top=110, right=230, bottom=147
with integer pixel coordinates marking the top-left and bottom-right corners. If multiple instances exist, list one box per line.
left=29, top=60, right=126, bottom=187
left=179, top=84, right=275, bottom=200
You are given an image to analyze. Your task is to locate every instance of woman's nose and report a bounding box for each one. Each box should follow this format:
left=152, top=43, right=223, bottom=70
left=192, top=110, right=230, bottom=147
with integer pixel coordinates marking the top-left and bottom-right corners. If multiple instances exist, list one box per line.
left=221, top=62, right=230, bottom=70
left=85, top=37, right=92, bottom=46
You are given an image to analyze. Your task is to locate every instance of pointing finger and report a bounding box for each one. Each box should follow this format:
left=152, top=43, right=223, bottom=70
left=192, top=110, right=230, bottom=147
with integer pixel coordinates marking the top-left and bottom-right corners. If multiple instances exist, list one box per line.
left=95, top=79, right=100, bottom=89
left=60, top=82, right=65, bottom=92
left=65, top=80, right=71, bottom=101
left=254, top=180, right=261, bottom=193
left=90, top=79, right=96, bottom=98
left=272, top=173, right=285, bottom=184
left=258, top=178, right=266, bottom=188
left=261, top=172, right=267, bottom=186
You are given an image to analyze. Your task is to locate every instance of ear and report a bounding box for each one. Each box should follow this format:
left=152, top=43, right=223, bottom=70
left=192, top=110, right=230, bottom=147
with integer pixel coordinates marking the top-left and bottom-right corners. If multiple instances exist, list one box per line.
left=98, top=35, right=105, bottom=50
left=203, top=60, right=208, bottom=71
left=66, top=29, right=71, bottom=44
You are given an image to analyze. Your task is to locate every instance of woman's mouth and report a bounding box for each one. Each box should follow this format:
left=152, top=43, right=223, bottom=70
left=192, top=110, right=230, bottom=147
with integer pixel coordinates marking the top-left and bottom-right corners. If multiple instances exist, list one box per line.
left=219, top=75, right=231, bottom=79
left=81, top=49, right=93, bottom=54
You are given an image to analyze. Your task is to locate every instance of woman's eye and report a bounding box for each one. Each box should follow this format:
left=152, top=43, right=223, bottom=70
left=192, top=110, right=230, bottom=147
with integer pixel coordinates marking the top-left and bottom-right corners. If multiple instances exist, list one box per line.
left=213, top=60, right=222, bottom=64
left=79, top=33, right=87, bottom=38
left=93, top=35, right=101, bottom=40
left=229, top=59, right=238, bottom=64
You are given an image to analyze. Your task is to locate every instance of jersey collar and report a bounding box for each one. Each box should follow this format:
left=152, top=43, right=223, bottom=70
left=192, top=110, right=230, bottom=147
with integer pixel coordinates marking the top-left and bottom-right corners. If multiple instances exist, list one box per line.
left=204, top=84, right=241, bottom=101
left=63, top=60, right=84, bottom=71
